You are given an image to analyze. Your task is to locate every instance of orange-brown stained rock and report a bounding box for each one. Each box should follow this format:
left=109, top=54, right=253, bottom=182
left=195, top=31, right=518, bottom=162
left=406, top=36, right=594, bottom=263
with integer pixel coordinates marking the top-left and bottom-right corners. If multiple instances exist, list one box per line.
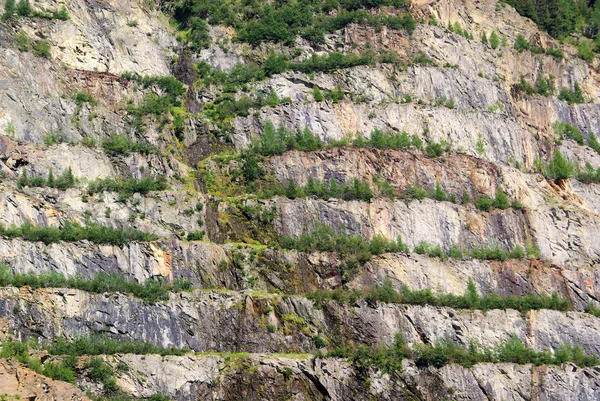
left=0, top=359, right=90, bottom=401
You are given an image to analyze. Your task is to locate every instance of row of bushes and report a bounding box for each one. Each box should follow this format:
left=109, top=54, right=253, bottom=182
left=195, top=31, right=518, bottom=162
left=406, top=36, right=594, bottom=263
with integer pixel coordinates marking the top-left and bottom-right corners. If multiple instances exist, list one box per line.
left=413, top=240, right=540, bottom=261
left=196, top=50, right=392, bottom=91
left=327, top=333, right=599, bottom=373
left=0, top=266, right=190, bottom=304
left=308, top=279, right=568, bottom=314
left=0, top=221, right=157, bottom=246
left=102, top=134, right=159, bottom=157
left=259, top=175, right=522, bottom=216
left=271, top=177, right=375, bottom=202
left=17, top=168, right=75, bottom=190
left=279, top=224, right=540, bottom=282
left=87, top=176, right=168, bottom=197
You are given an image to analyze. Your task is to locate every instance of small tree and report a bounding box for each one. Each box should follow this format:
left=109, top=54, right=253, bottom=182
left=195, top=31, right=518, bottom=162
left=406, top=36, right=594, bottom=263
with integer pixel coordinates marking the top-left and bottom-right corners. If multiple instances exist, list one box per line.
left=489, top=31, right=500, bottom=50
left=548, top=150, right=573, bottom=180
left=481, top=31, right=488, bottom=45
left=3, top=0, right=15, bottom=19
left=268, top=88, right=279, bottom=107
left=313, top=86, right=323, bottom=102
left=492, top=188, right=509, bottom=210
left=16, top=0, right=31, bottom=17
left=513, top=34, right=530, bottom=52
left=433, top=182, right=446, bottom=201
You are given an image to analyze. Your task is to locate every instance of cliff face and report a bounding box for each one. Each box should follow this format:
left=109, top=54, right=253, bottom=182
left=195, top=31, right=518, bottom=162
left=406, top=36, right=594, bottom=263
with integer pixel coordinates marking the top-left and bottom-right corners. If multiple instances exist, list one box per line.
left=1, top=0, right=600, bottom=400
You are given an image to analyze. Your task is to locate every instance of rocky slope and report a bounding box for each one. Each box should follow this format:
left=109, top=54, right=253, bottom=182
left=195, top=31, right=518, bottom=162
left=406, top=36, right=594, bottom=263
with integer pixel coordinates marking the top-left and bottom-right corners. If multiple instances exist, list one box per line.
left=0, top=0, right=600, bottom=400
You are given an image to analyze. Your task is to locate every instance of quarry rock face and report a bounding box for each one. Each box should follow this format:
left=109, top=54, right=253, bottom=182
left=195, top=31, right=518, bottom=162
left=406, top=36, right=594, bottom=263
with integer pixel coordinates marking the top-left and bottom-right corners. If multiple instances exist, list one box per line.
left=1, top=0, right=600, bottom=399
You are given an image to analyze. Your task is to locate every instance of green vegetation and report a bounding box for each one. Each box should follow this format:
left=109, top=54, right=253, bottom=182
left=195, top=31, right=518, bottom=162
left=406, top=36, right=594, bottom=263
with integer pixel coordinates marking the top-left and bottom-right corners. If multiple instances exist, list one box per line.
left=102, top=134, right=159, bottom=157
left=534, top=150, right=600, bottom=184
left=327, top=332, right=599, bottom=372
left=119, top=74, right=186, bottom=133
left=514, top=34, right=530, bottom=52
left=250, top=121, right=323, bottom=156
left=0, top=338, right=171, bottom=398
left=72, top=91, right=96, bottom=107
left=0, top=221, right=157, bottom=246
left=17, top=168, right=75, bottom=190
left=186, top=231, right=205, bottom=241
left=309, top=278, right=569, bottom=314
left=0, top=339, right=76, bottom=383
left=501, top=0, right=599, bottom=45
left=33, top=40, right=51, bottom=59
left=280, top=224, right=408, bottom=282
left=558, top=82, right=585, bottom=105
left=536, top=150, right=576, bottom=180
left=345, top=128, right=424, bottom=151
left=3, top=0, right=15, bottom=19
left=87, top=176, right=168, bottom=198
left=489, top=31, right=500, bottom=49
left=271, top=177, right=375, bottom=202
left=280, top=225, right=539, bottom=282
left=48, top=334, right=188, bottom=357
left=168, top=0, right=414, bottom=48
left=0, top=265, right=191, bottom=304
left=448, top=21, right=474, bottom=40
left=554, top=121, right=584, bottom=145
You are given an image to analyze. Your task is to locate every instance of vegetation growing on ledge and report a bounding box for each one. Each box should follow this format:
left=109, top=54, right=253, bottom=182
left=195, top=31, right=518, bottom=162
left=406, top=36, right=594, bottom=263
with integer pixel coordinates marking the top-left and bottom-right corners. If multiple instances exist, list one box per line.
left=280, top=224, right=541, bottom=279
left=0, top=221, right=158, bottom=246
left=17, top=167, right=75, bottom=190
left=308, top=278, right=569, bottom=314
left=102, top=134, right=159, bottom=157
left=535, top=150, right=600, bottom=183
left=327, top=332, right=599, bottom=373
left=0, top=338, right=173, bottom=399
left=0, top=266, right=191, bottom=304
left=87, top=176, right=168, bottom=198
left=48, top=334, right=188, bottom=357
left=165, top=0, right=414, bottom=48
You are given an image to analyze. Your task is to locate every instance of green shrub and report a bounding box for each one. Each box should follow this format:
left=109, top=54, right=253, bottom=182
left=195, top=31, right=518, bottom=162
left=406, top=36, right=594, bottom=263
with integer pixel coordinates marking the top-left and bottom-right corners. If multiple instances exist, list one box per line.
left=535, top=73, right=554, bottom=96
left=313, top=86, right=324, bottom=102
left=15, top=31, right=29, bottom=51
left=16, top=0, right=31, bottom=17
left=3, top=0, right=15, bottom=19
left=425, top=141, right=446, bottom=157
left=474, top=196, right=492, bottom=212
left=186, top=231, right=205, bottom=241
left=492, top=188, right=509, bottom=210
left=577, top=39, right=595, bottom=62
left=513, top=34, right=530, bottom=52
left=102, top=134, right=158, bottom=156
left=589, top=132, right=600, bottom=154
left=489, top=31, right=500, bottom=49
left=73, top=92, right=96, bottom=106
left=546, top=150, right=574, bottom=180
left=33, top=40, right=51, bottom=59
left=558, top=82, right=585, bottom=105
left=553, top=121, right=583, bottom=145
